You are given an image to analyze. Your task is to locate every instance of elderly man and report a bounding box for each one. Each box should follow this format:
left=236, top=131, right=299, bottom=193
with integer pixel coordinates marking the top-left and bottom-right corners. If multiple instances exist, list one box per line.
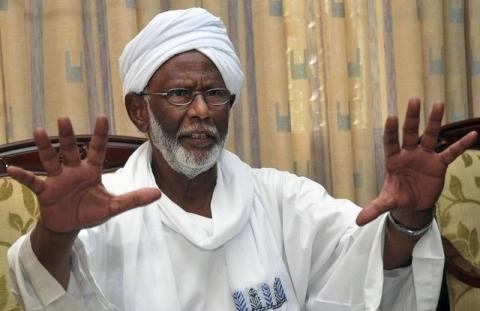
left=7, top=7, right=477, bottom=311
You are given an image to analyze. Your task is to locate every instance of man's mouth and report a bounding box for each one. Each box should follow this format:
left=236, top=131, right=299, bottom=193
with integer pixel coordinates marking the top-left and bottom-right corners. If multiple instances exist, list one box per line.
left=179, top=131, right=218, bottom=149
left=190, top=132, right=212, bottom=140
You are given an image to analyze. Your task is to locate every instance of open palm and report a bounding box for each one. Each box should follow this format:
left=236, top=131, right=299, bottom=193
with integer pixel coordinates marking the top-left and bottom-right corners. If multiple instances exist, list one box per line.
left=356, top=99, right=478, bottom=226
left=7, top=116, right=161, bottom=233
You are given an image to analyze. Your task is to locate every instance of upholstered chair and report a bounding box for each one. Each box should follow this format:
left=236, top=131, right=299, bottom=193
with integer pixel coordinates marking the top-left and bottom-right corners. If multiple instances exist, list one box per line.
left=436, top=118, right=480, bottom=310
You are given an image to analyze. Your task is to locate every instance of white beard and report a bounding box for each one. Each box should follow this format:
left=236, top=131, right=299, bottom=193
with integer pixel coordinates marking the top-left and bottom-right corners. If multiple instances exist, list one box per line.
left=147, top=103, right=225, bottom=179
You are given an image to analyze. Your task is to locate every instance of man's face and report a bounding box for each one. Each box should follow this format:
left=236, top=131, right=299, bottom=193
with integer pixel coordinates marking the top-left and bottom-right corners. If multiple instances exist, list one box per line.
left=145, top=51, right=231, bottom=178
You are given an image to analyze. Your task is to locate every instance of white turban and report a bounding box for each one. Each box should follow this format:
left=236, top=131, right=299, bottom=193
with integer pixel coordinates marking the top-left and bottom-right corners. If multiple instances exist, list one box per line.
left=119, top=8, right=244, bottom=104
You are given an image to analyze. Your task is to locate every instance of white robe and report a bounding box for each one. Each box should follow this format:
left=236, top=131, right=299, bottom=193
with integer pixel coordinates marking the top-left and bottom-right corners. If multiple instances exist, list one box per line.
left=8, top=143, right=444, bottom=310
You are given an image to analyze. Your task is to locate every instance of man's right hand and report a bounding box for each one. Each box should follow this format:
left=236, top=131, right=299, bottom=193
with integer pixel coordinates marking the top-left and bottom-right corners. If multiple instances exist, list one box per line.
left=7, top=116, right=161, bottom=288
left=8, top=116, right=161, bottom=233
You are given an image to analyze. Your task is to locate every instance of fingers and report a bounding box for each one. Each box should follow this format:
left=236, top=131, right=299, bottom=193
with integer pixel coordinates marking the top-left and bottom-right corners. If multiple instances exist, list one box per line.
left=440, top=131, right=478, bottom=164
left=7, top=166, right=46, bottom=194
left=58, top=117, right=81, bottom=166
left=420, top=101, right=444, bottom=152
left=383, top=116, right=400, bottom=158
left=108, top=188, right=161, bottom=217
left=401, top=98, right=421, bottom=150
left=87, top=116, right=109, bottom=168
left=34, top=128, right=62, bottom=176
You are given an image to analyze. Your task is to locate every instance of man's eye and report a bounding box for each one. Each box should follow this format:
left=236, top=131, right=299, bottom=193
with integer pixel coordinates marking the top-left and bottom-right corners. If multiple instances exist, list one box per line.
left=205, top=89, right=228, bottom=97
left=169, top=89, right=190, bottom=97
left=205, top=89, right=220, bottom=96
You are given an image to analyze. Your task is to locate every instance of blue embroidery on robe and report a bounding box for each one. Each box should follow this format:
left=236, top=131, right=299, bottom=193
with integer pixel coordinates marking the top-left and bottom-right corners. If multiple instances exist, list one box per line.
left=248, top=288, right=263, bottom=309
left=232, top=277, right=287, bottom=311
left=233, top=291, right=248, bottom=311
left=261, top=283, right=274, bottom=308
left=273, top=277, right=287, bottom=304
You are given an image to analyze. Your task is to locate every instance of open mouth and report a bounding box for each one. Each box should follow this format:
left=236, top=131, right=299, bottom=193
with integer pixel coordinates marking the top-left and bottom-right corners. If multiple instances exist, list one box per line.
left=179, top=131, right=217, bottom=149
left=190, top=133, right=211, bottom=140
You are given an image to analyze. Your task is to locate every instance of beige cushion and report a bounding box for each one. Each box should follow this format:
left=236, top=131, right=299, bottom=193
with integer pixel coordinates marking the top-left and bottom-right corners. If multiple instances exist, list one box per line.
left=0, top=176, right=39, bottom=310
left=437, top=149, right=480, bottom=310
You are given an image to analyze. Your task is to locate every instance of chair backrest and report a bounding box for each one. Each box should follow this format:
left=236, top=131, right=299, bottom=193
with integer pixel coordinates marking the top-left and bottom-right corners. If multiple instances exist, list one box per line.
left=436, top=118, right=480, bottom=310
left=0, top=135, right=145, bottom=310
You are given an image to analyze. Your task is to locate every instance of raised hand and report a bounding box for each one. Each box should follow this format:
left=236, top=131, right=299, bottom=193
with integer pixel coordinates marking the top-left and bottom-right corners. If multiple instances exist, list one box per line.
left=356, top=98, right=478, bottom=227
left=7, top=116, right=161, bottom=234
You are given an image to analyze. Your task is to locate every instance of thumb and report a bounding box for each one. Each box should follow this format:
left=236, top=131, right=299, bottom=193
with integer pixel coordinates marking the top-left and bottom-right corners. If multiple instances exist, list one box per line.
left=356, top=206, right=381, bottom=226
left=356, top=197, right=391, bottom=226
left=109, top=188, right=162, bottom=217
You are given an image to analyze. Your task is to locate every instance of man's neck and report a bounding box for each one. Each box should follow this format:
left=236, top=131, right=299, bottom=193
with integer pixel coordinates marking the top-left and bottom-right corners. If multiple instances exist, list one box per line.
left=150, top=146, right=217, bottom=218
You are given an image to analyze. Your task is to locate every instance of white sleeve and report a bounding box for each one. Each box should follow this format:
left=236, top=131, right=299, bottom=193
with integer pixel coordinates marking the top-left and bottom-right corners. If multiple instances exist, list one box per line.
left=381, top=220, right=445, bottom=310
left=304, top=215, right=444, bottom=311
left=7, top=233, right=119, bottom=311
left=253, top=169, right=444, bottom=311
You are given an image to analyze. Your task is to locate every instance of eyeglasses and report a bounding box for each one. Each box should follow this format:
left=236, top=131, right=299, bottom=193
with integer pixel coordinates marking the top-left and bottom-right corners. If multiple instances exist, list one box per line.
left=140, top=88, right=234, bottom=106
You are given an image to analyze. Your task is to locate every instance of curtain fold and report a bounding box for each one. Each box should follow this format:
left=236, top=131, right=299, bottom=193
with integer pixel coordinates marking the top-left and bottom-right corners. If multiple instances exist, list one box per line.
left=251, top=0, right=294, bottom=172
left=0, top=0, right=32, bottom=141
left=284, top=0, right=314, bottom=180
left=0, top=0, right=479, bottom=203
left=469, top=0, right=480, bottom=117
left=445, top=0, right=469, bottom=122
left=345, top=0, right=377, bottom=205
left=43, top=1, right=89, bottom=133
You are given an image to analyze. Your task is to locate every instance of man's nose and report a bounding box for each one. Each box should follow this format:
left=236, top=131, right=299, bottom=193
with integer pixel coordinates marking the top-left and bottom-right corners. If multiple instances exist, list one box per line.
left=187, top=92, right=209, bottom=119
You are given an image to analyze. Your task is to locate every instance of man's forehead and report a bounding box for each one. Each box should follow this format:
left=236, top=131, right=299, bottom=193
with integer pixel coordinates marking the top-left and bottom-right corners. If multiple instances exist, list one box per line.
left=148, top=52, right=224, bottom=87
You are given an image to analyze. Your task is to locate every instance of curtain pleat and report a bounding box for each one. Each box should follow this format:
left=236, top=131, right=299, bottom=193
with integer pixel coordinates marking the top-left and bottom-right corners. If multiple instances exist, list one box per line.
left=251, top=0, right=293, bottom=172
left=318, top=0, right=355, bottom=199
left=390, top=0, right=425, bottom=124
left=308, top=0, right=332, bottom=188
left=420, top=0, right=446, bottom=117
left=135, top=0, right=163, bottom=29
left=0, top=0, right=32, bottom=141
left=103, top=1, right=138, bottom=135
left=233, top=0, right=254, bottom=165
left=0, top=0, right=479, bottom=197
left=43, top=1, right=89, bottom=133
left=0, top=24, right=5, bottom=143
left=468, top=0, right=480, bottom=117
left=169, top=0, right=199, bottom=10
left=366, top=0, right=385, bottom=193
left=345, top=0, right=377, bottom=205
left=283, top=0, right=314, bottom=180
left=444, top=0, right=469, bottom=123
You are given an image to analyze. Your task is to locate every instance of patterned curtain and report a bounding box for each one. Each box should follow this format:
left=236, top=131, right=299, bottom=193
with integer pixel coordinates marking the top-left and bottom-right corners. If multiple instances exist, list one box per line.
left=0, top=0, right=479, bottom=207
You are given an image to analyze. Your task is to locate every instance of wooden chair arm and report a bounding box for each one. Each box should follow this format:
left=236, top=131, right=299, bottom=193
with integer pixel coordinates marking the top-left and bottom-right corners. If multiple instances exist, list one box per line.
left=0, top=135, right=146, bottom=176
left=443, top=237, right=480, bottom=288
left=435, top=117, right=480, bottom=152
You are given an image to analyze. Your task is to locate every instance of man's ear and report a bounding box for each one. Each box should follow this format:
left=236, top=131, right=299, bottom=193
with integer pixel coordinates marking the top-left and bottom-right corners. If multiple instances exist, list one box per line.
left=125, top=93, right=149, bottom=133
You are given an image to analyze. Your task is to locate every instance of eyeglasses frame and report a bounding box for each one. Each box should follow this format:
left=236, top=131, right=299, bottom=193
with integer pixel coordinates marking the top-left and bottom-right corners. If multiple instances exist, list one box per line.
left=139, top=87, right=235, bottom=107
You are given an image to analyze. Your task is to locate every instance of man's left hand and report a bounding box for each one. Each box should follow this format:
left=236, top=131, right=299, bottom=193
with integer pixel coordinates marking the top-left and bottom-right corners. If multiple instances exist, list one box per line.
left=356, top=98, right=478, bottom=228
